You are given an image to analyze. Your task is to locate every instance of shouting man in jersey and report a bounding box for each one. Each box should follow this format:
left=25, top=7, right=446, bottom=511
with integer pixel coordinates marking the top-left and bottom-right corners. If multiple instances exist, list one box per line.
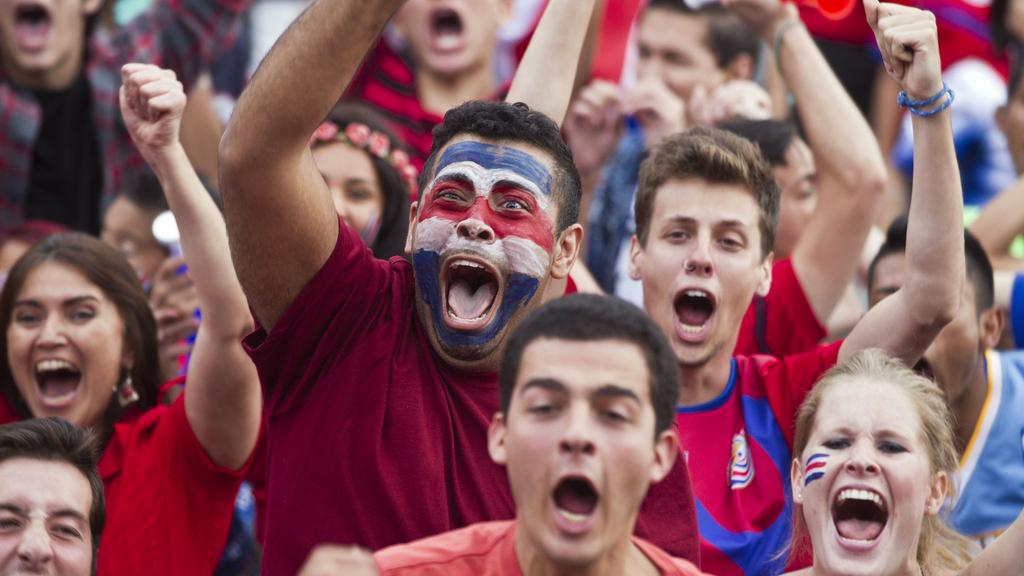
left=219, top=0, right=699, bottom=574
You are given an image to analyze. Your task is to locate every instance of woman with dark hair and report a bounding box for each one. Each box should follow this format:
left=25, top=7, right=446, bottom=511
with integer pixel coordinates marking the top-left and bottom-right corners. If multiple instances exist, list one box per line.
left=310, top=102, right=415, bottom=259
left=0, top=64, right=261, bottom=575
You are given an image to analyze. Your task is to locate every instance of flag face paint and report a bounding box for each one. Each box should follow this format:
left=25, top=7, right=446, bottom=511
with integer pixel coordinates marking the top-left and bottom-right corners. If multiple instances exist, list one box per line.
left=729, top=431, right=754, bottom=489
left=804, top=453, right=829, bottom=486
left=412, top=141, right=556, bottom=350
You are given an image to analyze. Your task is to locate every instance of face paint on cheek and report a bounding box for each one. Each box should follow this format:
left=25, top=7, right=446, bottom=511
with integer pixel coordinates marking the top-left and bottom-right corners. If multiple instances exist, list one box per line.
left=804, top=453, right=829, bottom=486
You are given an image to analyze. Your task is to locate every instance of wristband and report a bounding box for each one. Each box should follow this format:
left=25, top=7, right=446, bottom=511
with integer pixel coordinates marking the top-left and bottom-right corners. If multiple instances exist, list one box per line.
left=897, top=84, right=955, bottom=117
left=773, top=19, right=803, bottom=73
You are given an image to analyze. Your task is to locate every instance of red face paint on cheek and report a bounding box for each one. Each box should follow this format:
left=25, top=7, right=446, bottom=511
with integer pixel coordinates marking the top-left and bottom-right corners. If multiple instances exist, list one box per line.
left=420, top=196, right=555, bottom=253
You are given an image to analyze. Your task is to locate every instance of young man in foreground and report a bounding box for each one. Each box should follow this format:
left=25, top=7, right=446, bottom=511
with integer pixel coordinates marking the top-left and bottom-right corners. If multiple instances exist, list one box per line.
left=299, top=295, right=709, bottom=576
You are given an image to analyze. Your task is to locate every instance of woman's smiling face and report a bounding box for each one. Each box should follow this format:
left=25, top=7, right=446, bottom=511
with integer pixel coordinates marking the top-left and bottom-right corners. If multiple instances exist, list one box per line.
left=792, top=378, right=948, bottom=576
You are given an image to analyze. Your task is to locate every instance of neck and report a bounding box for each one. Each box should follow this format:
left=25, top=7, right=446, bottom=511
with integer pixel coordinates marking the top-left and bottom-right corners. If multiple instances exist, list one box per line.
left=677, top=347, right=734, bottom=407
left=514, top=527, right=658, bottom=576
left=2, top=44, right=84, bottom=92
left=951, top=351, right=990, bottom=456
left=808, top=559, right=926, bottom=576
left=415, top=60, right=496, bottom=116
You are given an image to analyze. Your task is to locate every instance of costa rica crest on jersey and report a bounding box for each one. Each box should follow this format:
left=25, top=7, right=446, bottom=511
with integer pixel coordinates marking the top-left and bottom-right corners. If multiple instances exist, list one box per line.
left=729, top=430, right=754, bottom=489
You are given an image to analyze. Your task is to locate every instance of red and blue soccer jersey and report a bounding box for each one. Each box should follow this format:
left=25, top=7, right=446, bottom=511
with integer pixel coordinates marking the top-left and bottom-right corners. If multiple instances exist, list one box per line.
left=676, top=343, right=842, bottom=575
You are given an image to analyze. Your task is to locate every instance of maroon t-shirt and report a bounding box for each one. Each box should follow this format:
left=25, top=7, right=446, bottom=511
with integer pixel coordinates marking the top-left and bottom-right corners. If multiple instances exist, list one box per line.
left=245, top=222, right=700, bottom=575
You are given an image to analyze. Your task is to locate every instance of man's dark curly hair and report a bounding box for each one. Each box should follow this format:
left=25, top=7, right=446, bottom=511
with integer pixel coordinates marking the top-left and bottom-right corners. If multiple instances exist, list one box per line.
left=421, top=101, right=581, bottom=233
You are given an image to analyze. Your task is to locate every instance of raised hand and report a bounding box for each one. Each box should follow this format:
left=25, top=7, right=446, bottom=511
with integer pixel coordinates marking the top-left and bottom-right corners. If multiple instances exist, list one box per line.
left=120, top=63, right=186, bottom=162
left=563, top=79, right=626, bottom=177
left=864, top=0, right=943, bottom=101
left=623, top=76, right=686, bottom=151
left=721, top=0, right=796, bottom=40
left=689, top=80, right=773, bottom=127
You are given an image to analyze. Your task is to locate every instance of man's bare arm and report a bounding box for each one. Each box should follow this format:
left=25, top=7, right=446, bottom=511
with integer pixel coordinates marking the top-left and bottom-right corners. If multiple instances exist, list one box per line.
left=219, top=0, right=405, bottom=330
left=970, top=175, right=1024, bottom=257
left=506, top=0, right=599, bottom=126
left=840, top=0, right=963, bottom=364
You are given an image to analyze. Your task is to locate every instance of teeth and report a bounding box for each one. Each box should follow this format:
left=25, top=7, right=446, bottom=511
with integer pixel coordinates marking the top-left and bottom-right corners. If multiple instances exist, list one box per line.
left=679, top=323, right=705, bottom=334
left=684, top=290, right=708, bottom=299
left=450, top=259, right=484, bottom=270
left=35, top=359, right=75, bottom=373
left=838, top=489, right=883, bottom=508
left=557, top=509, right=589, bottom=524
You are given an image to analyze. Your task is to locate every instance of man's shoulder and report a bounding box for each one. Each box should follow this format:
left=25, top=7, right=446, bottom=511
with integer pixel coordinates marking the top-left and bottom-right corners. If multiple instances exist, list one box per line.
left=632, top=536, right=707, bottom=576
left=375, top=521, right=517, bottom=575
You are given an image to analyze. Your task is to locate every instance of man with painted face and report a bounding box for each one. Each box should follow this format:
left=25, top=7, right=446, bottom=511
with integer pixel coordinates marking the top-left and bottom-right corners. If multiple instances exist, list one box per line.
left=629, top=0, right=964, bottom=573
left=868, top=220, right=1024, bottom=550
left=220, top=0, right=699, bottom=574
left=0, top=0, right=251, bottom=233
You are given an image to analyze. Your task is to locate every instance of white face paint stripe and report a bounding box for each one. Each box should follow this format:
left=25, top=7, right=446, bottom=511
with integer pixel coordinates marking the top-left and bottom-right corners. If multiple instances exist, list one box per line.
left=412, top=217, right=549, bottom=278
left=432, top=161, right=551, bottom=212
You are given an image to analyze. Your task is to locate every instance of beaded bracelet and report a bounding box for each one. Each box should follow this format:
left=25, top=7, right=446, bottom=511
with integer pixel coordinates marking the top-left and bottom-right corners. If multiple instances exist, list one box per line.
left=897, top=84, right=955, bottom=117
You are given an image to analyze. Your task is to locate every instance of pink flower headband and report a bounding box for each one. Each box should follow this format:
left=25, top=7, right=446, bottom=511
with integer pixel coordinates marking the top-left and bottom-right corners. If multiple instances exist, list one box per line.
left=311, top=121, right=420, bottom=195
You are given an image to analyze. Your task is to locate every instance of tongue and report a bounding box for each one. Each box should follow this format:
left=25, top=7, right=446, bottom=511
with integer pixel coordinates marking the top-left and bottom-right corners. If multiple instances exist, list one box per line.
left=40, top=375, right=79, bottom=398
left=14, top=19, right=49, bottom=51
left=836, top=518, right=884, bottom=541
left=448, top=279, right=497, bottom=320
left=678, top=305, right=710, bottom=327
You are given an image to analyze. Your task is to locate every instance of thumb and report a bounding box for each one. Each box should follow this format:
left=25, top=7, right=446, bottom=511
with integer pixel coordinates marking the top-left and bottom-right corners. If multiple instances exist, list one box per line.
left=863, top=0, right=881, bottom=28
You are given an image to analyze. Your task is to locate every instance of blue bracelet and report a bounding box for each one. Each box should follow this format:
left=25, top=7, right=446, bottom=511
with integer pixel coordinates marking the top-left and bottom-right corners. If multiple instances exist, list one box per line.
left=897, top=83, right=949, bottom=108
left=905, top=88, right=955, bottom=117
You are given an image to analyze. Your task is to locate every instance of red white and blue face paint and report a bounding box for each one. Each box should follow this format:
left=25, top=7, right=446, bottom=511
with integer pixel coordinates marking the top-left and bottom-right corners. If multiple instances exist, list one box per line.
left=412, top=140, right=556, bottom=350
left=804, top=453, right=829, bottom=486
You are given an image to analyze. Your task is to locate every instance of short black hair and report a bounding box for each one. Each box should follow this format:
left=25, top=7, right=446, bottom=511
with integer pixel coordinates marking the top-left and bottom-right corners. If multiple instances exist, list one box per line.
left=1008, top=55, right=1024, bottom=103
left=642, top=0, right=761, bottom=69
left=868, top=216, right=994, bottom=312
left=0, top=418, right=105, bottom=575
left=422, top=101, right=581, bottom=233
left=118, top=170, right=222, bottom=216
left=717, top=119, right=798, bottom=167
left=499, top=294, right=680, bottom=436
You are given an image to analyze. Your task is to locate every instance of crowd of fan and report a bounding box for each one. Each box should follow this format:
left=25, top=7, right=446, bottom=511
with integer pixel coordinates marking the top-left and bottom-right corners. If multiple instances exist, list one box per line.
left=1, top=0, right=1023, bottom=575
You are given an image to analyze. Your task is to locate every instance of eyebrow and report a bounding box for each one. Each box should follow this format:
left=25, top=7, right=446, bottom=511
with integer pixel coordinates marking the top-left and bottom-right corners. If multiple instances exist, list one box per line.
left=520, top=380, right=642, bottom=404
left=0, top=503, right=86, bottom=524
left=663, top=216, right=751, bottom=229
left=435, top=141, right=553, bottom=195
left=14, top=295, right=101, bottom=308
left=591, top=385, right=642, bottom=404
left=521, top=378, right=567, bottom=395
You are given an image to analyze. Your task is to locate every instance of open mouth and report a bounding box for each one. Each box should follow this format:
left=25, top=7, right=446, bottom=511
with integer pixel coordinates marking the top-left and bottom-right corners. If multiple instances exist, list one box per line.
left=832, top=488, right=888, bottom=544
left=34, top=358, right=82, bottom=407
left=13, top=1, right=51, bottom=52
left=442, top=257, right=501, bottom=330
left=552, top=476, right=599, bottom=532
left=673, top=289, right=716, bottom=343
left=429, top=7, right=466, bottom=52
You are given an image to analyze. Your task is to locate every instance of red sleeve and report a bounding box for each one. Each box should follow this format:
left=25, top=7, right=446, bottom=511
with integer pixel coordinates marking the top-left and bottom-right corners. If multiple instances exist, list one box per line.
left=0, top=394, right=19, bottom=425
left=735, top=258, right=826, bottom=357
left=98, top=395, right=249, bottom=575
left=761, top=341, right=843, bottom=446
left=243, top=219, right=411, bottom=414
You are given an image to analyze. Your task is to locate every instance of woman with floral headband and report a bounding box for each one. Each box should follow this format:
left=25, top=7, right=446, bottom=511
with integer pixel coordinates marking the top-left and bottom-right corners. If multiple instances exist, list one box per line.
left=310, top=103, right=415, bottom=259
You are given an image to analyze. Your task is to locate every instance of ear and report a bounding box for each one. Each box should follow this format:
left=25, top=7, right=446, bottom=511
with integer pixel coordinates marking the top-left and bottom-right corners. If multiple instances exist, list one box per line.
left=979, top=307, right=1006, bottom=350
left=83, top=0, right=104, bottom=16
left=487, top=412, right=509, bottom=466
left=649, top=429, right=679, bottom=484
left=790, top=457, right=804, bottom=504
left=628, top=235, right=643, bottom=281
left=724, top=54, right=755, bottom=82
left=549, top=223, right=583, bottom=280
left=925, top=471, right=949, bottom=515
left=755, top=251, right=774, bottom=297
left=404, top=202, right=419, bottom=256
left=996, top=105, right=1008, bottom=136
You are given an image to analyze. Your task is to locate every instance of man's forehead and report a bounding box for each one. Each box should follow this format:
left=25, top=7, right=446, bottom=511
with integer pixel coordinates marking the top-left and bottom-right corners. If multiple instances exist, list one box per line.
left=434, top=139, right=554, bottom=191
left=517, top=338, right=650, bottom=391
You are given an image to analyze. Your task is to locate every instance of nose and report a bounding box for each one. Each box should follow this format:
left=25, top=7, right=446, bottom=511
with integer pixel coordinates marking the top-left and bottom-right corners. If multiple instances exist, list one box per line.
left=844, top=441, right=880, bottom=476
left=456, top=218, right=496, bottom=243
left=684, top=240, right=713, bottom=277
left=559, top=405, right=596, bottom=457
left=17, top=520, right=53, bottom=568
left=37, top=314, right=67, bottom=347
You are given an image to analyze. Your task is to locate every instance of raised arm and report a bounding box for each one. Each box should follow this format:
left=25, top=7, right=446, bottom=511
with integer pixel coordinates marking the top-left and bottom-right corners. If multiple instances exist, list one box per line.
left=506, top=0, right=599, bottom=127
left=835, top=0, right=962, bottom=362
left=728, top=0, right=887, bottom=326
left=840, top=0, right=963, bottom=364
left=960, top=510, right=1024, bottom=576
left=121, top=64, right=260, bottom=470
left=219, top=0, right=405, bottom=329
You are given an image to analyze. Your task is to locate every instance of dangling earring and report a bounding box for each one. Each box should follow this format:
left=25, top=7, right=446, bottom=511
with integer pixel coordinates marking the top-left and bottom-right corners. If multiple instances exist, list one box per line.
left=118, top=372, right=139, bottom=408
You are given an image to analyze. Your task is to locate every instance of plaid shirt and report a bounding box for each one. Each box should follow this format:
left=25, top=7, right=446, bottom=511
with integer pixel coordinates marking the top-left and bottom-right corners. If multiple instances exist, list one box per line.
left=0, top=0, right=250, bottom=231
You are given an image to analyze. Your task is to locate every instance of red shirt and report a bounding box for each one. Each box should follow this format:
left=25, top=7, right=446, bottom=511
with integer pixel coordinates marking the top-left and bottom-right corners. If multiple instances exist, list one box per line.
left=0, top=394, right=17, bottom=425
left=97, top=393, right=248, bottom=575
left=245, top=222, right=700, bottom=575
left=735, top=258, right=826, bottom=357
left=375, top=520, right=709, bottom=576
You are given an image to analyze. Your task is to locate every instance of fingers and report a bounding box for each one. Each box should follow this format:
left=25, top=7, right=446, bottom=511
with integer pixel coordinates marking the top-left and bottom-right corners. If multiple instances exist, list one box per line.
left=120, top=63, right=184, bottom=122
left=568, top=80, right=623, bottom=128
left=863, top=0, right=881, bottom=27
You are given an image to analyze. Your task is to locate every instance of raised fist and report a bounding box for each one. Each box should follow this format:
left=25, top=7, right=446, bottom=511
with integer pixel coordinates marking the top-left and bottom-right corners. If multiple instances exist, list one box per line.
left=864, top=0, right=943, bottom=102
left=563, top=79, right=626, bottom=177
left=120, top=63, right=186, bottom=161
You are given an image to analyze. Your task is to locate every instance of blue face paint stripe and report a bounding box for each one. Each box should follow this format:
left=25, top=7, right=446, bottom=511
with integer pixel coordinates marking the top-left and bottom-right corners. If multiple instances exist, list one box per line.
left=804, top=471, right=826, bottom=486
left=413, top=250, right=540, bottom=348
left=435, top=141, right=553, bottom=196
